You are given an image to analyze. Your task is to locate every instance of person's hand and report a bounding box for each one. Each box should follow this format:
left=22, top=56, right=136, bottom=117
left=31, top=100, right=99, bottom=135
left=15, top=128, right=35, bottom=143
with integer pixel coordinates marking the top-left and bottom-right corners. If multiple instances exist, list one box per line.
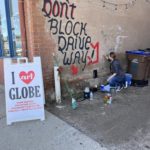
left=103, top=55, right=109, bottom=60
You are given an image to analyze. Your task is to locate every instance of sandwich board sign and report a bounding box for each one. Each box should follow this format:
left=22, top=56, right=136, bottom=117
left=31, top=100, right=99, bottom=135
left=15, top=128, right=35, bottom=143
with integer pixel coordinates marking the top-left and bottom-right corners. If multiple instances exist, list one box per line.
left=4, top=57, right=45, bottom=125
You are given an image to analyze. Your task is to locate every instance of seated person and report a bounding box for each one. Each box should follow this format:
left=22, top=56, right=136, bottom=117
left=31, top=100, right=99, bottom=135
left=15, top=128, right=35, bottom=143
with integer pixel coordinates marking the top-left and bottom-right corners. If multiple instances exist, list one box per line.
left=105, top=52, right=125, bottom=90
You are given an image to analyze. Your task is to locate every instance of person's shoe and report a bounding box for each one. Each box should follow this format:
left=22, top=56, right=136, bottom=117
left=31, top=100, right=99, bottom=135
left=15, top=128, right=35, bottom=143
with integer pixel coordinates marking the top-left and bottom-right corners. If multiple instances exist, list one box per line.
left=124, top=81, right=128, bottom=89
left=116, top=86, right=123, bottom=92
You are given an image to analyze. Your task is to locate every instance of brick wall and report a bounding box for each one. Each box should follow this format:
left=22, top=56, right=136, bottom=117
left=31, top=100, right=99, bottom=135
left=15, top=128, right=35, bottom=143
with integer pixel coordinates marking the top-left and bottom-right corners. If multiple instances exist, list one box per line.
left=0, top=60, right=4, bottom=85
left=18, top=0, right=27, bottom=57
left=22, top=0, right=56, bottom=102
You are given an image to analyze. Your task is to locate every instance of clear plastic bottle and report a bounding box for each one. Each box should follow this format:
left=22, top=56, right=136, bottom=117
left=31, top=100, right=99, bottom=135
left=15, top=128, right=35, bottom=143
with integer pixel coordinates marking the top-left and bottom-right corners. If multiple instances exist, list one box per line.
left=106, top=93, right=112, bottom=104
left=72, top=98, right=78, bottom=109
left=108, top=95, right=112, bottom=104
left=90, top=91, right=93, bottom=100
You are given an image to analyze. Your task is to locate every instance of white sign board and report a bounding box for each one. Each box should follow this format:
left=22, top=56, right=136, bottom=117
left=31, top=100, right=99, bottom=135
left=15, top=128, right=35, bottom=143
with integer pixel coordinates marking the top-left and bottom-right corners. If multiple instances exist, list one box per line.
left=4, top=57, right=45, bottom=125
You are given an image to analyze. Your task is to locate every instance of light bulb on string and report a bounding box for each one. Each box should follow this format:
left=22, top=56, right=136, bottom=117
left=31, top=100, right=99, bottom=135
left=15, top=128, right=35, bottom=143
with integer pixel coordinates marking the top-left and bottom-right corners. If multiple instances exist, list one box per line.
left=115, top=4, right=118, bottom=10
left=132, top=1, right=135, bottom=5
left=100, top=0, right=137, bottom=11
left=103, top=1, right=105, bottom=7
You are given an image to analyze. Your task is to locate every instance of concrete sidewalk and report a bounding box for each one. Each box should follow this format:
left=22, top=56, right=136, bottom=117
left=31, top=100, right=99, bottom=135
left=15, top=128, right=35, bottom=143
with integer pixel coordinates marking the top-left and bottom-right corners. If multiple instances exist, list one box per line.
left=48, top=85, right=150, bottom=150
left=0, top=85, right=106, bottom=150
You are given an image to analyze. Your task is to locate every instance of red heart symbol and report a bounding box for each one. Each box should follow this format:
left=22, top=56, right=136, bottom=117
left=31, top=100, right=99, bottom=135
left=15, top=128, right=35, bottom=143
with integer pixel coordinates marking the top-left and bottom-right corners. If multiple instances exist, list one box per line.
left=19, top=71, right=35, bottom=84
left=71, top=65, right=78, bottom=75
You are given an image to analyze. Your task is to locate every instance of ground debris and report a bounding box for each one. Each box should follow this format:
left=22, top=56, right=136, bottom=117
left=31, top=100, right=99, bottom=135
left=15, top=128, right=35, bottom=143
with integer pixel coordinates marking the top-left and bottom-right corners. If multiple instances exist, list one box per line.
left=145, top=145, right=150, bottom=149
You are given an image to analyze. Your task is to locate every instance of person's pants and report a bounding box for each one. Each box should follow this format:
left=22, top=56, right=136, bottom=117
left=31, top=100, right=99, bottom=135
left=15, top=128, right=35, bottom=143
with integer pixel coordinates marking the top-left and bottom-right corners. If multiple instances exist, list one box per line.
left=109, top=76, right=125, bottom=87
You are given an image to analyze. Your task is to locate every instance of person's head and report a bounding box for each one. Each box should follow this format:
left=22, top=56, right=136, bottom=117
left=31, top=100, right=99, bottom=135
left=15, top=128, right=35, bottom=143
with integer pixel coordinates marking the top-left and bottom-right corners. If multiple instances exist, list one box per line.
left=109, top=52, right=116, bottom=61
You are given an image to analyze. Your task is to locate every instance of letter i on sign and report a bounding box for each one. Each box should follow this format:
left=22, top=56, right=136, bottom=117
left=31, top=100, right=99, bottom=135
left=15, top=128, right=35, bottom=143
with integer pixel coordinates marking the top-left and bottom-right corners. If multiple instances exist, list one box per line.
left=11, top=72, right=15, bottom=85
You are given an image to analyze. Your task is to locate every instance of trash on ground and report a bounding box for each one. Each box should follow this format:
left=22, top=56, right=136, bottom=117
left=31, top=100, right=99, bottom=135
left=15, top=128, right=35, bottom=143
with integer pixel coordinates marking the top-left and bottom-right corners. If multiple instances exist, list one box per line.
left=84, top=87, right=90, bottom=99
left=72, top=98, right=78, bottom=109
left=90, top=91, right=93, bottom=101
left=103, top=93, right=112, bottom=105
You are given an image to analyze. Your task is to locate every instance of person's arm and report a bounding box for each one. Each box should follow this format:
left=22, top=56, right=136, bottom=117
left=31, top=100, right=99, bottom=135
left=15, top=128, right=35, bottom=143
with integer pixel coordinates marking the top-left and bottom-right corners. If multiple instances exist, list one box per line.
left=103, top=55, right=109, bottom=60
left=107, top=73, right=117, bottom=82
left=112, top=60, right=120, bottom=74
left=103, top=55, right=111, bottom=62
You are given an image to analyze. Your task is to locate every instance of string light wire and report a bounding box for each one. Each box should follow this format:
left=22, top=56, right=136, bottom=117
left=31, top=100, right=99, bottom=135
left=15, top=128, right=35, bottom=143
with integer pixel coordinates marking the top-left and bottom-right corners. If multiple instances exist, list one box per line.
left=100, top=0, right=137, bottom=10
